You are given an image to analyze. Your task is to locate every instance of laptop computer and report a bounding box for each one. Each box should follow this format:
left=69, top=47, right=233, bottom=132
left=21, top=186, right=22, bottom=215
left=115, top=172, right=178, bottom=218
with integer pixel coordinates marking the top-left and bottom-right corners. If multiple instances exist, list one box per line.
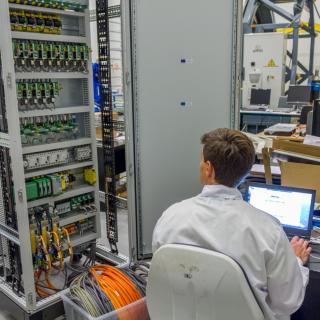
left=246, top=183, right=315, bottom=239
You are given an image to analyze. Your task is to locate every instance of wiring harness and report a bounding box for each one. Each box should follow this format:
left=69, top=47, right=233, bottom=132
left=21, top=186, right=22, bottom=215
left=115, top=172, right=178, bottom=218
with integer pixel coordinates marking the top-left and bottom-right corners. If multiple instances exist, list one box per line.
left=67, top=262, right=150, bottom=317
left=34, top=243, right=95, bottom=299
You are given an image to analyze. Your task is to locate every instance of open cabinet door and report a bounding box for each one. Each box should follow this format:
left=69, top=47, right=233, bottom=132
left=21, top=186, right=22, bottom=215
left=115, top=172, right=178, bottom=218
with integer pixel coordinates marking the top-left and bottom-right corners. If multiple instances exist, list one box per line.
left=122, top=0, right=242, bottom=260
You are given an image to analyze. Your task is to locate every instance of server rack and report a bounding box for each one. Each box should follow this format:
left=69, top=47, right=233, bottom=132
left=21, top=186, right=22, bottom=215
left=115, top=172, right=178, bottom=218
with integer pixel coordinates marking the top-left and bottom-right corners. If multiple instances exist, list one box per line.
left=0, top=0, right=100, bottom=314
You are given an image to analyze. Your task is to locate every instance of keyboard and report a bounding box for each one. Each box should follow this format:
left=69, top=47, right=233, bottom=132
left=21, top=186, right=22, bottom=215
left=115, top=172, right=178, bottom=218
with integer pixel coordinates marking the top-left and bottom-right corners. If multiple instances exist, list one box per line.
left=242, top=105, right=268, bottom=111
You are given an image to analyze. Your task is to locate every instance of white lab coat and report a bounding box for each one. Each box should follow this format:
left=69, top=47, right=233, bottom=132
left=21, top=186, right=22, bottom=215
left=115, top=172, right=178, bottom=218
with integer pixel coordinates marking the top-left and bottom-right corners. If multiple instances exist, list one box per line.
left=152, top=185, right=309, bottom=320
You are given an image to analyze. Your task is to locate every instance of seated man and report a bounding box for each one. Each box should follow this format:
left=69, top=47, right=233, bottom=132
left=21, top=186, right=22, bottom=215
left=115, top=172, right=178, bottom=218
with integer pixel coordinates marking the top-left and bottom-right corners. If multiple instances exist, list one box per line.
left=152, top=128, right=310, bottom=320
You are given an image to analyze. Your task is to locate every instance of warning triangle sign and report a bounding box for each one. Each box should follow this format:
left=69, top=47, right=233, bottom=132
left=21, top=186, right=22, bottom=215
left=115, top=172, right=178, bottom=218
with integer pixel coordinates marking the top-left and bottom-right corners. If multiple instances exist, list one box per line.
left=266, top=59, right=277, bottom=67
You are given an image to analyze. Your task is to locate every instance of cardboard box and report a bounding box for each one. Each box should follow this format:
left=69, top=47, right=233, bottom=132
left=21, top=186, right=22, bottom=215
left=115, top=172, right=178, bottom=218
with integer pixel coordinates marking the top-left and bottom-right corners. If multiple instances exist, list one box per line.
left=280, top=161, right=320, bottom=202
left=273, top=139, right=320, bottom=159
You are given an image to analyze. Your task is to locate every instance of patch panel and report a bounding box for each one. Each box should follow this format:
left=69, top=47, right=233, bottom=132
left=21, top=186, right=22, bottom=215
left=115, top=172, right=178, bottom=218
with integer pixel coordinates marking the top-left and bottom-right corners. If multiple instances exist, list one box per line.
left=20, top=114, right=80, bottom=146
left=8, top=0, right=87, bottom=12
left=17, top=79, right=62, bottom=110
left=10, top=10, right=62, bottom=34
left=23, top=145, right=91, bottom=170
left=13, top=40, right=90, bottom=72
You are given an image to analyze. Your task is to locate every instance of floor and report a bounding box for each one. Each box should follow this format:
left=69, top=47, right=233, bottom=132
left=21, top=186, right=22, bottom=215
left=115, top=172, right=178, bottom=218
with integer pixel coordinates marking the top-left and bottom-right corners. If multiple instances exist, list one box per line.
left=0, top=209, right=129, bottom=320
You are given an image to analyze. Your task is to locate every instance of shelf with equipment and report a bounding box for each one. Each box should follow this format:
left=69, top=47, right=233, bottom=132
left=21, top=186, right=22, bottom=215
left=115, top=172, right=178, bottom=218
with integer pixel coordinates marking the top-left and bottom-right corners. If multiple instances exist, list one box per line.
left=12, top=31, right=87, bottom=43
left=24, top=160, right=94, bottom=178
left=0, top=0, right=101, bottom=315
left=9, top=3, right=87, bottom=17
left=27, top=184, right=95, bottom=208
left=16, top=72, right=89, bottom=79
left=22, top=137, right=92, bottom=154
left=19, top=105, right=90, bottom=118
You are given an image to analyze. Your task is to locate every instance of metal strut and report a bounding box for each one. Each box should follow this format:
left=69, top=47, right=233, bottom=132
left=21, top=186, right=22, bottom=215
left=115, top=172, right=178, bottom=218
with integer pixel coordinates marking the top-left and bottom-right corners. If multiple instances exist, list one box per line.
left=96, top=0, right=119, bottom=254
left=243, top=0, right=316, bottom=84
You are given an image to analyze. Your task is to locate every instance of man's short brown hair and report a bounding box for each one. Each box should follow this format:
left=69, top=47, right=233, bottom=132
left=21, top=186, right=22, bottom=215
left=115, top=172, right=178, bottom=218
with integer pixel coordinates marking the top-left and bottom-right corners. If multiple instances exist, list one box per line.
left=201, top=128, right=255, bottom=187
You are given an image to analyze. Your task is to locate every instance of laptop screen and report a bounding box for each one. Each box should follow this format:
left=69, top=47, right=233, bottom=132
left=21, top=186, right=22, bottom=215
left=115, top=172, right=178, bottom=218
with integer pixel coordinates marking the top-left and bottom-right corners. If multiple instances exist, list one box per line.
left=246, top=184, right=315, bottom=232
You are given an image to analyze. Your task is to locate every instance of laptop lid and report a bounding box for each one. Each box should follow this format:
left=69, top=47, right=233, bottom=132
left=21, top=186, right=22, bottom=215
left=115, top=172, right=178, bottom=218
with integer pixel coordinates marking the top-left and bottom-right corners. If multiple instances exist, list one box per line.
left=246, top=183, right=315, bottom=238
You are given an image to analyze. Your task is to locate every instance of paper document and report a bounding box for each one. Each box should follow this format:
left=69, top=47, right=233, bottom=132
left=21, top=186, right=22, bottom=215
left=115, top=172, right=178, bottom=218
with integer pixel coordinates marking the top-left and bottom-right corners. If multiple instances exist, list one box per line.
left=303, top=135, right=320, bottom=147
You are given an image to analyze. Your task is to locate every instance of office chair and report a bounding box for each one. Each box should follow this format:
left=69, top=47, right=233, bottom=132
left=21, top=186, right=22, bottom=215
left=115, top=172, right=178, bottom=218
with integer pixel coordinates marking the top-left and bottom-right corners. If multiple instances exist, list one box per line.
left=147, top=244, right=264, bottom=320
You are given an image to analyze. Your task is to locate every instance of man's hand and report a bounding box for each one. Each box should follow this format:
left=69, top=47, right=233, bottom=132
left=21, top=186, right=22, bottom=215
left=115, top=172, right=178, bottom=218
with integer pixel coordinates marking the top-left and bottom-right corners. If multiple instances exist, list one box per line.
left=290, top=236, right=311, bottom=265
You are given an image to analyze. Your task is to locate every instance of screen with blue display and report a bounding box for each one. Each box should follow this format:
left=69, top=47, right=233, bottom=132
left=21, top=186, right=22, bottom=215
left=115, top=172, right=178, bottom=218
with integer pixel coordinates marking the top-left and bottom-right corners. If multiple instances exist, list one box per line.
left=247, top=185, right=313, bottom=230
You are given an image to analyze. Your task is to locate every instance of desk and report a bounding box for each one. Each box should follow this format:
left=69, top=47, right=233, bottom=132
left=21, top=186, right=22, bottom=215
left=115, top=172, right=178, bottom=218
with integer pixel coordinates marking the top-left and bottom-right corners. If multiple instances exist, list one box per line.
left=240, top=109, right=301, bottom=134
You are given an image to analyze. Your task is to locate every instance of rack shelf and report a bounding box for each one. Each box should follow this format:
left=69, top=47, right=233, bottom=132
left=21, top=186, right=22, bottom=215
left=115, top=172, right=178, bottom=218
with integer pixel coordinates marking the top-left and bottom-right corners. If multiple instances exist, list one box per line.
left=24, top=160, right=93, bottom=179
left=12, top=31, right=87, bottom=44
left=27, top=184, right=95, bottom=208
left=15, top=72, right=89, bottom=80
left=22, top=138, right=92, bottom=155
left=19, top=106, right=90, bottom=118
left=67, top=231, right=98, bottom=249
left=59, top=210, right=97, bottom=227
left=9, top=3, right=86, bottom=17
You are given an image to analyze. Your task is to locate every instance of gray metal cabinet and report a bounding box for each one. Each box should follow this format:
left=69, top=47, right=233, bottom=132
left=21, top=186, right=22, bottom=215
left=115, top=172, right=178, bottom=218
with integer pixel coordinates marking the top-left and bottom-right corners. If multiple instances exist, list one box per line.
left=122, top=0, right=243, bottom=260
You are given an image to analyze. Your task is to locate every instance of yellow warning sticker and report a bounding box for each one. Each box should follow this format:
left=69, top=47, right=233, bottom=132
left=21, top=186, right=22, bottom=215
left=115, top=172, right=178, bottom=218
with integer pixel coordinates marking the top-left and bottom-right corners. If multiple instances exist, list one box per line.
left=266, top=59, right=277, bottom=67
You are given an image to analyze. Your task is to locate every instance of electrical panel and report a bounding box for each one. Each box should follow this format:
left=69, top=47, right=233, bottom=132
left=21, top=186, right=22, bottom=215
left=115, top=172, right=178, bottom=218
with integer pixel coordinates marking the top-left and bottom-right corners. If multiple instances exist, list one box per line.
left=242, top=33, right=287, bottom=109
left=0, top=0, right=100, bottom=313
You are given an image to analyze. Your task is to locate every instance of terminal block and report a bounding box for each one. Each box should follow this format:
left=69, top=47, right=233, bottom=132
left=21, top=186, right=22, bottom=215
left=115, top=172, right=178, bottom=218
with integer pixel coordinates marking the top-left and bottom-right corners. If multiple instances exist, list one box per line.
left=20, top=114, right=80, bottom=146
left=26, top=167, right=96, bottom=201
left=17, top=79, right=62, bottom=110
left=23, top=145, right=92, bottom=171
left=8, top=0, right=87, bottom=12
left=13, top=40, right=90, bottom=72
left=10, top=10, right=61, bottom=34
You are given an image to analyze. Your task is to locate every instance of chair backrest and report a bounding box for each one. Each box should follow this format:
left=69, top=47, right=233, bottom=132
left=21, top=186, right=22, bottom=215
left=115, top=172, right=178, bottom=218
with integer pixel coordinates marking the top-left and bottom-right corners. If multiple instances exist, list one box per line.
left=300, top=106, right=313, bottom=125
left=278, top=95, right=288, bottom=109
left=146, top=244, right=265, bottom=320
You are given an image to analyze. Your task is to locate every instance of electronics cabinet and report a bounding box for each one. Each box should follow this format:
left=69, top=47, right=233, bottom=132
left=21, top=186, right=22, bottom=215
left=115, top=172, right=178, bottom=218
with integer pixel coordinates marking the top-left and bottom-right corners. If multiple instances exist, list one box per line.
left=122, top=0, right=242, bottom=259
left=0, top=0, right=100, bottom=313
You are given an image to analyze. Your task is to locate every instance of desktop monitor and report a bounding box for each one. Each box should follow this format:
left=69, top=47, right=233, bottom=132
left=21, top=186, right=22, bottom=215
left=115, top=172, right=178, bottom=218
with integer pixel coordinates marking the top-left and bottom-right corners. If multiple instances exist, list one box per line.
left=246, top=183, right=315, bottom=238
left=250, top=89, right=271, bottom=106
left=287, top=85, right=312, bottom=105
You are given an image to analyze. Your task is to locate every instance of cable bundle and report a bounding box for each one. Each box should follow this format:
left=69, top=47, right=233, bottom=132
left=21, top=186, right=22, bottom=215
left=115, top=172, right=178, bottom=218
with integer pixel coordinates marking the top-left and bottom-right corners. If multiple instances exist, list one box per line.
left=68, top=263, right=150, bottom=318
